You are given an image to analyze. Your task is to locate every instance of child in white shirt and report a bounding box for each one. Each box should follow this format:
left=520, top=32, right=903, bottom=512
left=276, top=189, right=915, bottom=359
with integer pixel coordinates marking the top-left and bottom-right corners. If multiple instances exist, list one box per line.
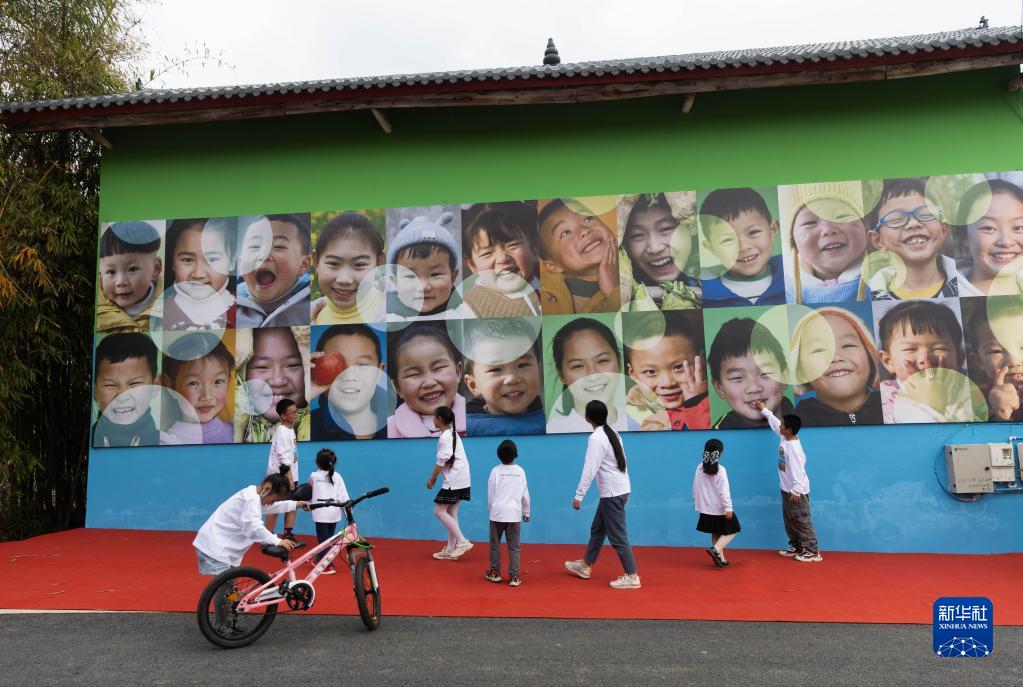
left=426, top=405, right=473, bottom=560
left=757, top=402, right=822, bottom=563
left=692, top=438, right=741, bottom=568
left=485, top=440, right=530, bottom=587
left=265, top=398, right=302, bottom=540
left=308, top=448, right=350, bottom=576
left=193, top=473, right=306, bottom=576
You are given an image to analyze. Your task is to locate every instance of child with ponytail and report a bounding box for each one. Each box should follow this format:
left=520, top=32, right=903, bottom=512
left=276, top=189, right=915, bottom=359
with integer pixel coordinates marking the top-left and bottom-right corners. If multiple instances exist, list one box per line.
left=426, top=405, right=473, bottom=560
left=308, top=448, right=349, bottom=575
left=564, top=400, right=641, bottom=589
left=693, top=438, right=741, bottom=568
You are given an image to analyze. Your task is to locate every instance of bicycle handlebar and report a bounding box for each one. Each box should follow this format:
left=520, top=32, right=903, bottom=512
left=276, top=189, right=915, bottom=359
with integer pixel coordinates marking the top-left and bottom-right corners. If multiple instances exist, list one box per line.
left=307, top=487, right=389, bottom=510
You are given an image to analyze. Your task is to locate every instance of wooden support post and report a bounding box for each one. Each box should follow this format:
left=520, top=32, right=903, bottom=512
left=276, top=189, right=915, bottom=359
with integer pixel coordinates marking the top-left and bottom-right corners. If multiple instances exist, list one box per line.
left=83, top=128, right=112, bottom=149
left=370, top=108, right=392, bottom=134
left=681, top=94, right=696, bottom=114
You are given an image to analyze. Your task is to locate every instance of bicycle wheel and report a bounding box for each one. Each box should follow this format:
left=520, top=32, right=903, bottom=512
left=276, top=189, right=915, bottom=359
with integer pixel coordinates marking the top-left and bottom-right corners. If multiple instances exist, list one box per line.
left=353, top=555, right=381, bottom=631
left=197, top=566, right=278, bottom=649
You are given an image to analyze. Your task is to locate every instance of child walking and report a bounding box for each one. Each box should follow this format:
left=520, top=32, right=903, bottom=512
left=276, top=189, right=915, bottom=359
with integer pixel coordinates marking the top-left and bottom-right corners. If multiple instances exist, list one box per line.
left=426, top=405, right=473, bottom=560
left=309, top=448, right=350, bottom=575
left=485, top=440, right=530, bottom=587
left=564, top=400, right=641, bottom=589
left=755, top=401, right=822, bottom=562
left=692, top=438, right=741, bottom=568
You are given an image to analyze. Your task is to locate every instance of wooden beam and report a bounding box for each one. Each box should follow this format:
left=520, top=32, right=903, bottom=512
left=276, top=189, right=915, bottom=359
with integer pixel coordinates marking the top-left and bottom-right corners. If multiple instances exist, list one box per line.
left=6, top=52, right=1021, bottom=133
left=370, top=108, right=392, bottom=133
left=681, top=94, right=696, bottom=114
left=82, top=128, right=112, bottom=149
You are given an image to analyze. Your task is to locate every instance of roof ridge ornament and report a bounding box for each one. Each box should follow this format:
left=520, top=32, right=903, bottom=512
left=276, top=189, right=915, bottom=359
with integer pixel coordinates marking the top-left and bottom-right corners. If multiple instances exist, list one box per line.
left=543, top=38, right=561, bottom=66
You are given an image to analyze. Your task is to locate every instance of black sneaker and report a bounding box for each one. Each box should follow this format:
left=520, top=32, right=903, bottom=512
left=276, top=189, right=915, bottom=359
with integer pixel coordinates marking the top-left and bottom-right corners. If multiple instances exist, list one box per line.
left=282, top=532, right=298, bottom=543
left=778, top=547, right=800, bottom=557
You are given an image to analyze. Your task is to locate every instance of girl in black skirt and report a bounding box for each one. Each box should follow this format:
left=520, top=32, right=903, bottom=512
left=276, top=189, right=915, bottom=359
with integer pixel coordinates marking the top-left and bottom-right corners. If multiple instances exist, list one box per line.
left=426, top=406, right=473, bottom=560
left=692, top=438, right=740, bottom=568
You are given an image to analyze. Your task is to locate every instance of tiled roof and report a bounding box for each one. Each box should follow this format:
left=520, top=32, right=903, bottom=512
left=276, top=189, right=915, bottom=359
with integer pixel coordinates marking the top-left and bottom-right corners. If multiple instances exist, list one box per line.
left=2, top=25, right=1020, bottom=115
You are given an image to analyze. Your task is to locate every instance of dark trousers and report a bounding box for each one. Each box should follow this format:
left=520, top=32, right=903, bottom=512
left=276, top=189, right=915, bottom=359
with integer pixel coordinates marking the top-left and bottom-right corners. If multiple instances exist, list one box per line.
left=781, top=490, right=819, bottom=553
left=315, top=521, right=338, bottom=562
left=489, top=521, right=521, bottom=576
left=584, top=495, right=637, bottom=575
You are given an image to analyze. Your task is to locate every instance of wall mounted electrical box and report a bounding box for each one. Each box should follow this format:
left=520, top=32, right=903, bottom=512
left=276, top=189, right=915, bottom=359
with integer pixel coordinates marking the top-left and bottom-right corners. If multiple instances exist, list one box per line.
left=945, top=444, right=996, bottom=493
left=989, top=443, right=1016, bottom=483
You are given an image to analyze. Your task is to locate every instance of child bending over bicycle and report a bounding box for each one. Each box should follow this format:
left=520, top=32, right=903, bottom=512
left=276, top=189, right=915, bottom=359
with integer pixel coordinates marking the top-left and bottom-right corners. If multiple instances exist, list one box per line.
left=193, top=473, right=310, bottom=576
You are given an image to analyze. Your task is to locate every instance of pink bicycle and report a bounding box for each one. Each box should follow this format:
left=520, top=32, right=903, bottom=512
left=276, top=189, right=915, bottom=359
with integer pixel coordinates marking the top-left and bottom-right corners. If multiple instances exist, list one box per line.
left=197, top=487, right=389, bottom=648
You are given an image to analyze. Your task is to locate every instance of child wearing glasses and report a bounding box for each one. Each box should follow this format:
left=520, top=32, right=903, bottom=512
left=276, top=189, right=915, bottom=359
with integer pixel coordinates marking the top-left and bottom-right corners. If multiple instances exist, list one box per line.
left=866, top=178, right=973, bottom=301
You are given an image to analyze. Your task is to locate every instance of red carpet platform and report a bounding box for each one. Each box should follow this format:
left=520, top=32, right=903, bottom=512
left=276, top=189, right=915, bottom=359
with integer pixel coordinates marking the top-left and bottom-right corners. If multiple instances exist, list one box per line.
left=1, top=529, right=1019, bottom=624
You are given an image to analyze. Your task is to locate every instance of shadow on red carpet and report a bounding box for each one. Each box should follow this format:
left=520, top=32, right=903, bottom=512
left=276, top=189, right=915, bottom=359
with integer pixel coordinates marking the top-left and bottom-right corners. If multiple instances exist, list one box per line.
left=1, top=529, right=1019, bottom=624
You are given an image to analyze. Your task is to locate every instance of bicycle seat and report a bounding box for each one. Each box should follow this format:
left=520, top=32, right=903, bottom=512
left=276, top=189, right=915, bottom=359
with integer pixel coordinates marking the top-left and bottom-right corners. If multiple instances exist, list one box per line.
left=261, top=542, right=306, bottom=560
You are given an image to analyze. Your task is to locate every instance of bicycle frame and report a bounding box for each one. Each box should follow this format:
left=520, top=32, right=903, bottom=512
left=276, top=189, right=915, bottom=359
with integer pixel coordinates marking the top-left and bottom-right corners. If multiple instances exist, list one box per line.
left=235, top=515, right=378, bottom=613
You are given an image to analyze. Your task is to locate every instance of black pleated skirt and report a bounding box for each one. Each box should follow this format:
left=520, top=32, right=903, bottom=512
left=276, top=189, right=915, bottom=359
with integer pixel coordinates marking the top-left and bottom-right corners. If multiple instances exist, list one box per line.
left=696, top=512, right=741, bottom=535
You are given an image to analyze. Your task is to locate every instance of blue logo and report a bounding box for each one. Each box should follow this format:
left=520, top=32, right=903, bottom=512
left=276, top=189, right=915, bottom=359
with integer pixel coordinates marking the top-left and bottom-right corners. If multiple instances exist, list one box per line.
left=933, top=597, right=993, bottom=657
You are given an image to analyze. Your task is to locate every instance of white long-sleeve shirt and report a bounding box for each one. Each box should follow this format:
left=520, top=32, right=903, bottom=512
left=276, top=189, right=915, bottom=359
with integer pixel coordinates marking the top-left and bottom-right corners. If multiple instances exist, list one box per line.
left=267, top=424, right=298, bottom=483
left=436, top=429, right=471, bottom=490
left=488, top=463, right=530, bottom=522
left=692, top=464, right=733, bottom=515
left=192, top=486, right=297, bottom=566
left=761, top=407, right=810, bottom=495
left=309, top=469, right=350, bottom=524
left=574, top=426, right=631, bottom=501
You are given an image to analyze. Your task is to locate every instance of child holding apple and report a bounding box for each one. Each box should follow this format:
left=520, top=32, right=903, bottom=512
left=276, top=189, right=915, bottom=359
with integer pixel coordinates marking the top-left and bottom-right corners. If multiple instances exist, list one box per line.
left=309, top=324, right=390, bottom=440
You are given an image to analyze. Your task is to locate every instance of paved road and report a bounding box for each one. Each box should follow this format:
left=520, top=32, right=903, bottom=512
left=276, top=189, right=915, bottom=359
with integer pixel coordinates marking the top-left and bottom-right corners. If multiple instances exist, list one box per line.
left=1, top=613, right=1019, bottom=686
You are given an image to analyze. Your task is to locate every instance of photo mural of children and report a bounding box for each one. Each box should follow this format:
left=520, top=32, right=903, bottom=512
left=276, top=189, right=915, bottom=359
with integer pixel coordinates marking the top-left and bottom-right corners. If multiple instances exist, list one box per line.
left=309, top=324, right=391, bottom=440
left=234, top=326, right=310, bottom=442
left=705, top=313, right=793, bottom=429
left=866, top=178, right=971, bottom=300
left=462, top=317, right=546, bottom=436
left=873, top=299, right=985, bottom=423
left=92, top=332, right=161, bottom=447
left=617, top=192, right=702, bottom=310
left=779, top=182, right=871, bottom=304
left=236, top=214, right=312, bottom=327
left=155, top=218, right=237, bottom=331
left=160, top=331, right=235, bottom=444
left=96, top=220, right=164, bottom=333
left=310, top=211, right=386, bottom=324
left=385, top=207, right=463, bottom=321
left=537, top=198, right=621, bottom=314
left=698, top=188, right=785, bottom=308
left=623, top=311, right=710, bottom=431
left=544, top=315, right=629, bottom=433
left=790, top=305, right=883, bottom=426
left=387, top=322, right=467, bottom=438
left=955, top=177, right=1023, bottom=296
left=962, top=295, right=1023, bottom=422
left=458, top=202, right=542, bottom=318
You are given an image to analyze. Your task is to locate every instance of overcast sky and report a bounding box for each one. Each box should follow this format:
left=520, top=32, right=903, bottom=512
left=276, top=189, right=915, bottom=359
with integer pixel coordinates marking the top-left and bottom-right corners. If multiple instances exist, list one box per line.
left=136, top=0, right=1023, bottom=89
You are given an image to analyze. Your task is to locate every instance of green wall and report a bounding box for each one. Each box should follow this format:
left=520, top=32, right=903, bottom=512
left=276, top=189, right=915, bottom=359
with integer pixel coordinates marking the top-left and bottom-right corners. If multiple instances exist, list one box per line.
left=100, top=68, right=1023, bottom=222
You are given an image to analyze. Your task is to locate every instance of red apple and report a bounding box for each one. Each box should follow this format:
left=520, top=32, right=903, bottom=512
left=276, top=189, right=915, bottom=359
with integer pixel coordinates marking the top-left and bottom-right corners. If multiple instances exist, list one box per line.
left=312, top=352, right=346, bottom=386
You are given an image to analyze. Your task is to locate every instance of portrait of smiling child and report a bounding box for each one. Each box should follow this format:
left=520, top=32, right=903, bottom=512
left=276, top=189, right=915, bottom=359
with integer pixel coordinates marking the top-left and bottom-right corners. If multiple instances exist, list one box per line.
left=698, top=187, right=785, bottom=308
left=309, top=323, right=390, bottom=440
left=236, top=213, right=312, bottom=328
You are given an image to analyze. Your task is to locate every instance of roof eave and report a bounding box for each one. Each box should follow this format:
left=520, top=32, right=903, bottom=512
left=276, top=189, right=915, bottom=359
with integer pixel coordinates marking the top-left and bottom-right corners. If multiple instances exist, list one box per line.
left=3, top=43, right=1021, bottom=133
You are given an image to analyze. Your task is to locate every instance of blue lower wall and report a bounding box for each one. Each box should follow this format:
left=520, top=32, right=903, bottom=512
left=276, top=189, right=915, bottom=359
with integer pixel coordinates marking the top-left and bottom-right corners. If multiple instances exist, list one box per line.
left=86, top=422, right=1023, bottom=554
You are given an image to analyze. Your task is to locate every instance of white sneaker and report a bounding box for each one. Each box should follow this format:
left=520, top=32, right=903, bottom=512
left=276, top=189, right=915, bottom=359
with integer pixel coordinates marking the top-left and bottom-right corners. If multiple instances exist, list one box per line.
left=795, top=550, right=823, bottom=563
left=564, top=559, right=591, bottom=579
left=432, top=549, right=454, bottom=560
left=778, top=547, right=800, bottom=557
left=449, top=540, right=473, bottom=559
left=609, top=574, right=642, bottom=590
